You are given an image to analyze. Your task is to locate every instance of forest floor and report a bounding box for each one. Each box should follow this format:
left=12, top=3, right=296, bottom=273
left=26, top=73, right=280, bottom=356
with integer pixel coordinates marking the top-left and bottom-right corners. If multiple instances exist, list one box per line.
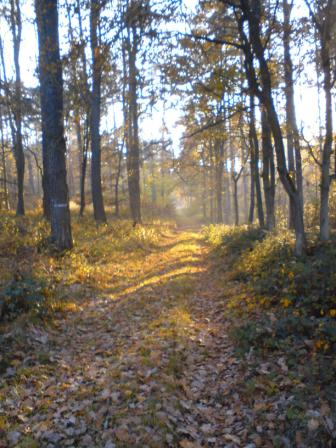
left=0, top=224, right=335, bottom=447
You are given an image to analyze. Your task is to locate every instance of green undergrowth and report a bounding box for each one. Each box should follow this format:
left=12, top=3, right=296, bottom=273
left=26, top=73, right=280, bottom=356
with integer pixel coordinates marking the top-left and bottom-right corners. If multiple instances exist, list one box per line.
left=204, top=224, right=336, bottom=447
left=0, top=211, right=175, bottom=323
left=204, top=224, right=336, bottom=351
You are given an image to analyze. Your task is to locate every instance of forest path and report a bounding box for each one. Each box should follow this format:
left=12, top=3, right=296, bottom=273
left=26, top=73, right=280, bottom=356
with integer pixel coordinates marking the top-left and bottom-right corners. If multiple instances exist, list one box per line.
left=2, top=229, right=250, bottom=448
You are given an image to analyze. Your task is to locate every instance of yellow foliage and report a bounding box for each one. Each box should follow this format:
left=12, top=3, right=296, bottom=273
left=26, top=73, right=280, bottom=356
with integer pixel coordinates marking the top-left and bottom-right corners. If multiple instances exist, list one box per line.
left=281, top=298, right=292, bottom=308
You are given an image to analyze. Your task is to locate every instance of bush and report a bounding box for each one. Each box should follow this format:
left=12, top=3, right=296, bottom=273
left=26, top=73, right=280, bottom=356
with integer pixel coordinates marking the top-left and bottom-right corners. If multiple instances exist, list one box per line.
left=0, top=276, right=51, bottom=321
left=203, top=224, right=265, bottom=261
left=205, top=224, right=336, bottom=352
left=235, top=233, right=336, bottom=318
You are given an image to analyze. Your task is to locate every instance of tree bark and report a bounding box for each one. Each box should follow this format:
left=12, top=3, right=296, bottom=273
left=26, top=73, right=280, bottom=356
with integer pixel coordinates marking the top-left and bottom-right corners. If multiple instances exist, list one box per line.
left=215, top=140, right=224, bottom=223
left=283, top=0, right=304, bottom=230
left=249, top=93, right=264, bottom=227
left=114, top=142, right=122, bottom=217
left=126, top=27, right=141, bottom=225
left=27, top=153, right=35, bottom=196
left=304, top=0, right=333, bottom=241
left=9, top=0, right=25, bottom=215
left=209, top=141, right=214, bottom=222
left=319, top=44, right=333, bottom=240
left=233, top=178, right=239, bottom=226
left=0, top=106, right=9, bottom=210
left=90, top=0, right=106, bottom=223
left=201, top=146, right=207, bottom=220
left=36, top=0, right=72, bottom=249
left=243, top=171, right=248, bottom=223
left=248, top=133, right=255, bottom=224
left=261, top=108, right=275, bottom=230
left=238, top=0, right=305, bottom=254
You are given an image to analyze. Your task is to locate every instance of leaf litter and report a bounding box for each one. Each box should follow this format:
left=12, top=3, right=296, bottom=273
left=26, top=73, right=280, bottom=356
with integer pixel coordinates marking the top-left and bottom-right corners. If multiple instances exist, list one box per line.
left=0, top=229, right=335, bottom=447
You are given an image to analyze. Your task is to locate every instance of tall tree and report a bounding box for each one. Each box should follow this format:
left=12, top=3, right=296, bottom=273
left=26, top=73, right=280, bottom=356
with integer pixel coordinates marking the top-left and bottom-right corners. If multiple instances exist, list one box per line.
left=35, top=0, right=73, bottom=249
left=0, top=0, right=25, bottom=215
left=283, top=0, right=304, bottom=230
left=305, top=0, right=335, bottom=240
left=9, top=0, right=25, bottom=215
left=261, top=107, right=276, bottom=230
left=90, top=0, right=107, bottom=222
left=234, top=0, right=305, bottom=254
left=248, top=92, right=264, bottom=227
left=124, top=7, right=142, bottom=225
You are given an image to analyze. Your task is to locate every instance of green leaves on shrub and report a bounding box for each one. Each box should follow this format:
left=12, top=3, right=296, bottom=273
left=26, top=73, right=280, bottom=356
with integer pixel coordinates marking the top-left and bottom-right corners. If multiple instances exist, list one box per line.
left=0, top=276, right=51, bottom=321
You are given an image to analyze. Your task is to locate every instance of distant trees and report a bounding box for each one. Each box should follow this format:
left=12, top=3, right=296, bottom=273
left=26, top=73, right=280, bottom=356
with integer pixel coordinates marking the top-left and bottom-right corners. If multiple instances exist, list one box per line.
left=305, top=0, right=335, bottom=241
left=0, top=0, right=334, bottom=252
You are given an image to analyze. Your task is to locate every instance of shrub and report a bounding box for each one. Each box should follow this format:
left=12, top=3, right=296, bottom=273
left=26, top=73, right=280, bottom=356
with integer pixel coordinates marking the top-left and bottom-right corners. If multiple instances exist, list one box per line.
left=203, top=224, right=265, bottom=261
left=206, top=224, right=336, bottom=352
left=0, top=276, right=51, bottom=321
left=235, top=233, right=336, bottom=317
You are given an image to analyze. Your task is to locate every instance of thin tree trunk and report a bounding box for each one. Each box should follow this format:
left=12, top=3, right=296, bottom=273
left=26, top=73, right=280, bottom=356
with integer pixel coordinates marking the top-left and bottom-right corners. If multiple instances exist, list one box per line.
left=261, top=108, right=276, bottom=230
left=90, top=0, right=106, bottom=223
left=27, top=153, right=35, bottom=195
left=319, top=30, right=333, bottom=240
left=209, top=141, right=214, bottom=222
left=201, top=147, right=207, bottom=220
left=215, top=140, right=224, bottom=223
left=238, top=2, right=305, bottom=254
left=249, top=93, right=264, bottom=227
left=243, top=172, right=248, bottom=223
left=319, top=53, right=332, bottom=240
left=10, top=0, right=25, bottom=215
left=0, top=106, right=9, bottom=210
left=126, top=27, right=141, bottom=225
left=76, top=116, right=89, bottom=217
left=233, top=179, right=239, bottom=225
left=248, top=142, right=255, bottom=224
left=75, top=0, right=91, bottom=217
left=284, top=0, right=304, bottom=229
left=114, top=144, right=122, bottom=217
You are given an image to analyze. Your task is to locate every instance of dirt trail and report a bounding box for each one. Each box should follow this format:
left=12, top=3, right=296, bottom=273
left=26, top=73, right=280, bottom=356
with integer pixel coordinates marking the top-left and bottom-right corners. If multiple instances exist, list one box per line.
left=2, top=230, right=250, bottom=448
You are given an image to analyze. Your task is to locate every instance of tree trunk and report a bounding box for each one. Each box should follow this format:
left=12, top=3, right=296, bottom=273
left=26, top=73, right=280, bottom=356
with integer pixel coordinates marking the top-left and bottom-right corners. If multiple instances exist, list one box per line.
left=114, top=144, right=122, bottom=217
left=27, top=153, right=35, bottom=196
left=10, top=0, right=25, bottom=215
left=249, top=93, right=264, bottom=227
left=283, top=0, right=304, bottom=229
left=209, top=141, right=214, bottom=222
left=238, top=1, right=305, bottom=254
left=201, top=147, right=207, bottom=220
left=233, top=179, right=239, bottom=225
left=243, top=172, right=248, bottom=223
left=0, top=105, right=9, bottom=210
left=248, top=142, right=255, bottom=224
left=90, top=0, right=106, bottom=223
left=77, top=117, right=89, bottom=217
left=261, top=108, right=276, bottom=230
left=126, top=28, right=141, bottom=225
left=215, top=140, right=224, bottom=223
left=36, top=0, right=72, bottom=249
left=319, top=31, right=333, bottom=240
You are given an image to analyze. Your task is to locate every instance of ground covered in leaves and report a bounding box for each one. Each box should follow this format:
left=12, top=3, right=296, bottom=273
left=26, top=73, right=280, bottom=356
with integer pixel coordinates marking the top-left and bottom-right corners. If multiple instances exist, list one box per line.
left=0, top=217, right=335, bottom=447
